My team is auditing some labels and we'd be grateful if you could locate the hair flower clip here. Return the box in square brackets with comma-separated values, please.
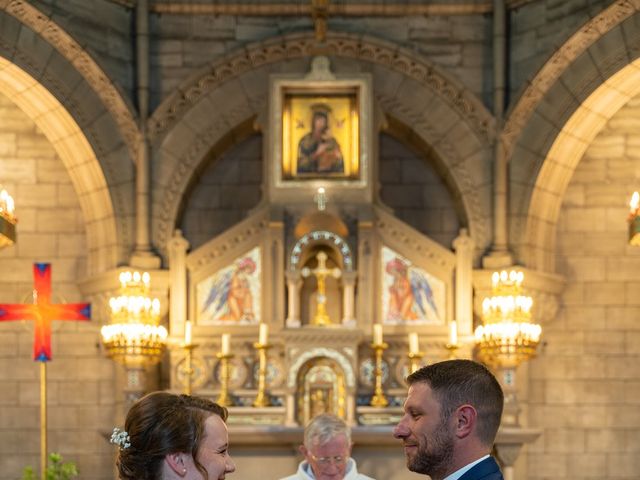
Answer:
[110, 427, 131, 449]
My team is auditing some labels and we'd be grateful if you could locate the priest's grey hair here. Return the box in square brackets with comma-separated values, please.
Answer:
[304, 413, 351, 448]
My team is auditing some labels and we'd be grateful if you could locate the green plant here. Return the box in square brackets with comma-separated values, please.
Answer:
[21, 453, 78, 480]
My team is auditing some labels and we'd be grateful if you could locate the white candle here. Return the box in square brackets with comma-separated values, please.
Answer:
[184, 320, 192, 345]
[373, 324, 383, 345]
[221, 333, 230, 355]
[449, 321, 458, 346]
[409, 332, 419, 355]
[259, 323, 269, 346]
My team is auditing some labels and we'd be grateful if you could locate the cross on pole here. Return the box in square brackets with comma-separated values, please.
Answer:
[0, 263, 91, 479]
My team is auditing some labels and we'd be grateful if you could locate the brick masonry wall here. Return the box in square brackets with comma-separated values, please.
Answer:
[0, 93, 115, 480]
[179, 133, 263, 250]
[379, 133, 461, 250]
[526, 95, 640, 479]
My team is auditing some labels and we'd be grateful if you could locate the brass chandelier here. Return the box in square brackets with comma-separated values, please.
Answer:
[475, 270, 541, 368]
[101, 271, 167, 366]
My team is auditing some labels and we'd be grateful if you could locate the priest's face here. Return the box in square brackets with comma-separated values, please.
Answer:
[301, 433, 351, 480]
[393, 382, 455, 479]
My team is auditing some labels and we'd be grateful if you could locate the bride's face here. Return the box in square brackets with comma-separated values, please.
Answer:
[185, 415, 235, 479]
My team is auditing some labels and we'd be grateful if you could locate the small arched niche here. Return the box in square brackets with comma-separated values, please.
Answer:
[296, 356, 347, 425]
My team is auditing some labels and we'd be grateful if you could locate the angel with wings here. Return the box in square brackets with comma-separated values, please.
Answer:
[200, 256, 257, 323]
[385, 257, 439, 323]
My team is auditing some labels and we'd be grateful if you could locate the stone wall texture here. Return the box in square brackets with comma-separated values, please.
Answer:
[0, 93, 114, 480]
[180, 133, 263, 250]
[0, 1, 636, 479]
[379, 133, 461, 249]
[509, 0, 614, 107]
[527, 93, 640, 480]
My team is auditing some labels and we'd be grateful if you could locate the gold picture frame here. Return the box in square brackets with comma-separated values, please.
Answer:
[281, 89, 360, 180]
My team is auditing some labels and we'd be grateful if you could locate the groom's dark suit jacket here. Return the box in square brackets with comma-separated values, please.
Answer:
[458, 456, 504, 480]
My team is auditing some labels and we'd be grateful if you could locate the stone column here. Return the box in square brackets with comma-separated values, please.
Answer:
[452, 228, 474, 335]
[285, 270, 302, 328]
[285, 391, 297, 426]
[346, 392, 356, 426]
[495, 366, 520, 427]
[341, 271, 357, 327]
[168, 229, 189, 337]
[483, 0, 513, 269]
[130, 0, 161, 269]
[495, 427, 542, 480]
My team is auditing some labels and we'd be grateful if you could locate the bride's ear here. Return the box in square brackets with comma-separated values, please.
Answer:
[165, 452, 188, 477]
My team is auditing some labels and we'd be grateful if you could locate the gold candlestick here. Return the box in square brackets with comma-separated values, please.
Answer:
[216, 352, 234, 407]
[407, 351, 425, 374]
[253, 342, 272, 407]
[370, 342, 389, 407]
[181, 343, 199, 395]
[445, 342, 460, 359]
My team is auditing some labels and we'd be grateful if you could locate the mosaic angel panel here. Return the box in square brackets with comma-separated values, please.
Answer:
[381, 246, 445, 325]
[197, 247, 261, 325]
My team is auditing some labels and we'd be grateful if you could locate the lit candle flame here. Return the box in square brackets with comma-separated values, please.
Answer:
[630, 191, 639, 214]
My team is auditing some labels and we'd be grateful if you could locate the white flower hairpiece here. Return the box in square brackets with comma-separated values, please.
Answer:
[110, 427, 131, 449]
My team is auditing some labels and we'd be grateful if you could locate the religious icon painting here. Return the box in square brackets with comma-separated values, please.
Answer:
[281, 89, 360, 180]
[196, 247, 261, 325]
[381, 246, 445, 325]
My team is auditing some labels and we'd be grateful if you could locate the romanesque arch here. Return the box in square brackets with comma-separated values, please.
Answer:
[0, 5, 141, 271]
[150, 32, 495, 260]
[505, 5, 640, 272]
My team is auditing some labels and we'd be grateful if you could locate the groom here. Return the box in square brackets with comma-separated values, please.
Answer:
[393, 359, 504, 480]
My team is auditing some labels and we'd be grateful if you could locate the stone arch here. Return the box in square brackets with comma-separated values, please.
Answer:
[287, 347, 356, 389]
[505, 7, 640, 272]
[0, 6, 140, 271]
[0, 60, 121, 273]
[0, 2, 141, 159]
[151, 32, 494, 260]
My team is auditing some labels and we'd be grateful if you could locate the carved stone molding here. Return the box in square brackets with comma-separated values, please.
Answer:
[286, 346, 356, 389]
[107, 0, 536, 15]
[148, 32, 493, 144]
[2, 0, 141, 162]
[185, 205, 270, 272]
[502, 0, 640, 162]
[377, 93, 491, 254]
[375, 205, 456, 274]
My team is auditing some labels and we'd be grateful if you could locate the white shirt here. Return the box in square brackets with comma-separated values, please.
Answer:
[279, 458, 375, 480]
[443, 454, 490, 480]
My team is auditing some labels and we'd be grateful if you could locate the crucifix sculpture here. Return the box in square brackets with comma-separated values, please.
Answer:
[302, 251, 341, 326]
[0, 263, 91, 479]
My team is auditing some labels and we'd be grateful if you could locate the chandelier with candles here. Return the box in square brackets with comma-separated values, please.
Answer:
[101, 271, 167, 366]
[475, 270, 541, 368]
[0, 186, 17, 248]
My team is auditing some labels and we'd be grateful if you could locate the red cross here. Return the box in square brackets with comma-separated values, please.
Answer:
[0, 263, 91, 362]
